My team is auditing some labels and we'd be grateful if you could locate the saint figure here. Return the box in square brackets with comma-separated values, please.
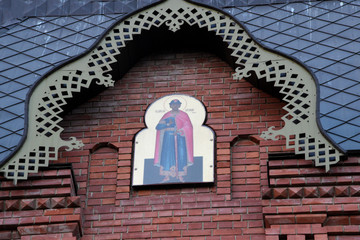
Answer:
[154, 99, 194, 182]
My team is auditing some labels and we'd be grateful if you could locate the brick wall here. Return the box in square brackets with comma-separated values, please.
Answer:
[1, 51, 360, 239]
[58, 51, 286, 239]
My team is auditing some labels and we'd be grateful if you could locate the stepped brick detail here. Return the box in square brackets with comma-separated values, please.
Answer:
[0, 167, 81, 239]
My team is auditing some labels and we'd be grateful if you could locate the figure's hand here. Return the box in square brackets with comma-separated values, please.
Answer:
[177, 129, 184, 136]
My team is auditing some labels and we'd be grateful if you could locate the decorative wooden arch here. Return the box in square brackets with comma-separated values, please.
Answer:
[1, 0, 343, 183]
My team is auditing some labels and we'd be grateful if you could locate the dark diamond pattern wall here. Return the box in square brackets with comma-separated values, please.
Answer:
[0, 0, 359, 166]
[226, 0, 360, 150]
[0, 14, 124, 162]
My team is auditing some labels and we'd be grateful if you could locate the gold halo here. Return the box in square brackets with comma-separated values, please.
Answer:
[163, 95, 187, 112]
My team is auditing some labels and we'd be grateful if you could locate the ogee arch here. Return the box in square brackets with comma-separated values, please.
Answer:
[1, 0, 343, 183]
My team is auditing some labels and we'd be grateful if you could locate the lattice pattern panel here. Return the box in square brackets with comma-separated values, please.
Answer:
[0, 13, 126, 163]
[1, 0, 343, 182]
[233, 59, 342, 171]
[229, 1, 360, 150]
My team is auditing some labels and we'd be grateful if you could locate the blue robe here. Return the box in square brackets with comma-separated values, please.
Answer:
[154, 111, 193, 179]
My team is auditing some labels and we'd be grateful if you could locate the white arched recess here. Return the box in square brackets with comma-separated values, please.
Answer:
[2, 0, 343, 183]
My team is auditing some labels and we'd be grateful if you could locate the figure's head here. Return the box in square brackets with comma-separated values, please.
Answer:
[169, 99, 181, 110]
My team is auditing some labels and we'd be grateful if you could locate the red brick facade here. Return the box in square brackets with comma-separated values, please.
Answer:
[1, 51, 359, 239]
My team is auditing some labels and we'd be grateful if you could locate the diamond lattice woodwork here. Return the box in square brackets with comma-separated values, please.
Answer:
[1, 0, 343, 182]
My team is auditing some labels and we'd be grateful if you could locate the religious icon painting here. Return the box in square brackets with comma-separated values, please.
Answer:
[132, 94, 215, 187]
